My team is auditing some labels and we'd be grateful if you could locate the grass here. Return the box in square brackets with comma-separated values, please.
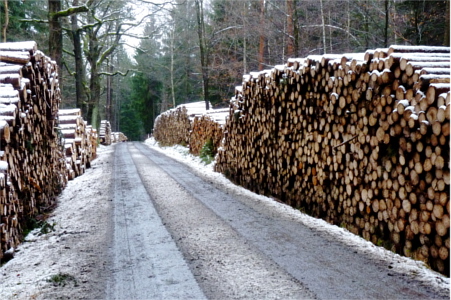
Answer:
[47, 273, 78, 287]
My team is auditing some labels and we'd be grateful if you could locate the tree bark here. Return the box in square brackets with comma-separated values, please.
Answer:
[384, 0, 389, 47]
[70, 0, 87, 115]
[258, 0, 265, 70]
[48, 0, 62, 77]
[320, 0, 327, 54]
[2, 0, 9, 42]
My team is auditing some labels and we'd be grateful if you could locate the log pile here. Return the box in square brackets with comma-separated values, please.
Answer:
[214, 45, 450, 275]
[0, 41, 68, 258]
[111, 132, 128, 143]
[189, 114, 223, 155]
[99, 120, 111, 145]
[58, 109, 97, 180]
[153, 106, 191, 146]
[153, 102, 227, 155]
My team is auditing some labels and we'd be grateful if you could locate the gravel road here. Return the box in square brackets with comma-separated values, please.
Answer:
[0, 141, 448, 299]
[111, 142, 448, 299]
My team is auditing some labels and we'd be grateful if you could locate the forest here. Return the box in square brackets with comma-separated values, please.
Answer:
[1, 0, 449, 140]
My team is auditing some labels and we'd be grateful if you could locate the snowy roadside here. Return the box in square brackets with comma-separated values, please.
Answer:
[143, 138, 450, 294]
[0, 145, 115, 300]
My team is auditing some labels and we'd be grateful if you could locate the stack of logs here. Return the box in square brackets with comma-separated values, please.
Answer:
[153, 106, 191, 146]
[189, 114, 223, 155]
[0, 41, 68, 258]
[214, 45, 450, 275]
[153, 103, 226, 155]
[111, 132, 128, 143]
[99, 120, 111, 145]
[58, 109, 97, 180]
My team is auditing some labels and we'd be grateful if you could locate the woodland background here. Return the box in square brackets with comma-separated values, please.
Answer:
[1, 0, 449, 140]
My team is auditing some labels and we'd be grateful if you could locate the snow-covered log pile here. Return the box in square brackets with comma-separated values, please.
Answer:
[111, 132, 127, 143]
[153, 105, 192, 146]
[58, 109, 97, 180]
[99, 120, 111, 145]
[214, 45, 450, 275]
[0, 41, 68, 258]
[153, 101, 227, 155]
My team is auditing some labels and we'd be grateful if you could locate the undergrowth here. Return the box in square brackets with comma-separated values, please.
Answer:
[200, 139, 215, 165]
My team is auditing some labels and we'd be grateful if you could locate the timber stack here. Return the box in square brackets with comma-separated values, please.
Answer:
[111, 132, 128, 143]
[0, 41, 67, 258]
[214, 45, 450, 275]
[99, 120, 111, 145]
[153, 102, 227, 155]
[153, 106, 191, 146]
[58, 109, 97, 180]
[189, 114, 223, 155]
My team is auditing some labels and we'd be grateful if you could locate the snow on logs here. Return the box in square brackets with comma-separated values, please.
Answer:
[153, 105, 192, 146]
[153, 101, 226, 156]
[0, 41, 97, 260]
[58, 109, 97, 180]
[0, 41, 67, 258]
[214, 45, 450, 275]
[99, 120, 112, 145]
[111, 132, 128, 143]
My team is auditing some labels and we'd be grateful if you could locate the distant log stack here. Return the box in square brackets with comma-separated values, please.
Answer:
[99, 120, 111, 145]
[87, 125, 97, 159]
[0, 41, 68, 258]
[153, 106, 191, 146]
[189, 114, 223, 155]
[58, 109, 97, 180]
[111, 132, 127, 143]
[153, 102, 227, 156]
[214, 45, 450, 275]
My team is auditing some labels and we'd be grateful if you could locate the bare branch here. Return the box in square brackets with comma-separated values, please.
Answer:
[53, 5, 89, 18]
[98, 69, 137, 77]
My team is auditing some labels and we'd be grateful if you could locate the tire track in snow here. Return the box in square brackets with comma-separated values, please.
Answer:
[132, 141, 449, 300]
[106, 143, 206, 299]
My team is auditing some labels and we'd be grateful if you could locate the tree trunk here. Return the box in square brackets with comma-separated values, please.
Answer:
[170, 25, 176, 108]
[320, 0, 327, 54]
[88, 53, 101, 128]
[258, 0, 265, 70]
[71, 0, 86, 115]
[48, 0, 62, 77]
[286, 0, 294, 58]
[384, 0, 389, 47]
[242, 1, 247, 74]
[445, 0, 450, 46]
[106, 63, 113, 122]
[194, 0, 209, 110]
[2, 0, 9, 42]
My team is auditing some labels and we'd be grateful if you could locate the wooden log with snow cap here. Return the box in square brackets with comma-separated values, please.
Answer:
[214, 45, 450, 275]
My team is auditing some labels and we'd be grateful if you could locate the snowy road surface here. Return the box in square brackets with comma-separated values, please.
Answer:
[0, 141, 449, 299]
[108, 142, 448, 299]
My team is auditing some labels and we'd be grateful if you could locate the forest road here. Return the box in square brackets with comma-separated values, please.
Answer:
[106, 142, 448, 300]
